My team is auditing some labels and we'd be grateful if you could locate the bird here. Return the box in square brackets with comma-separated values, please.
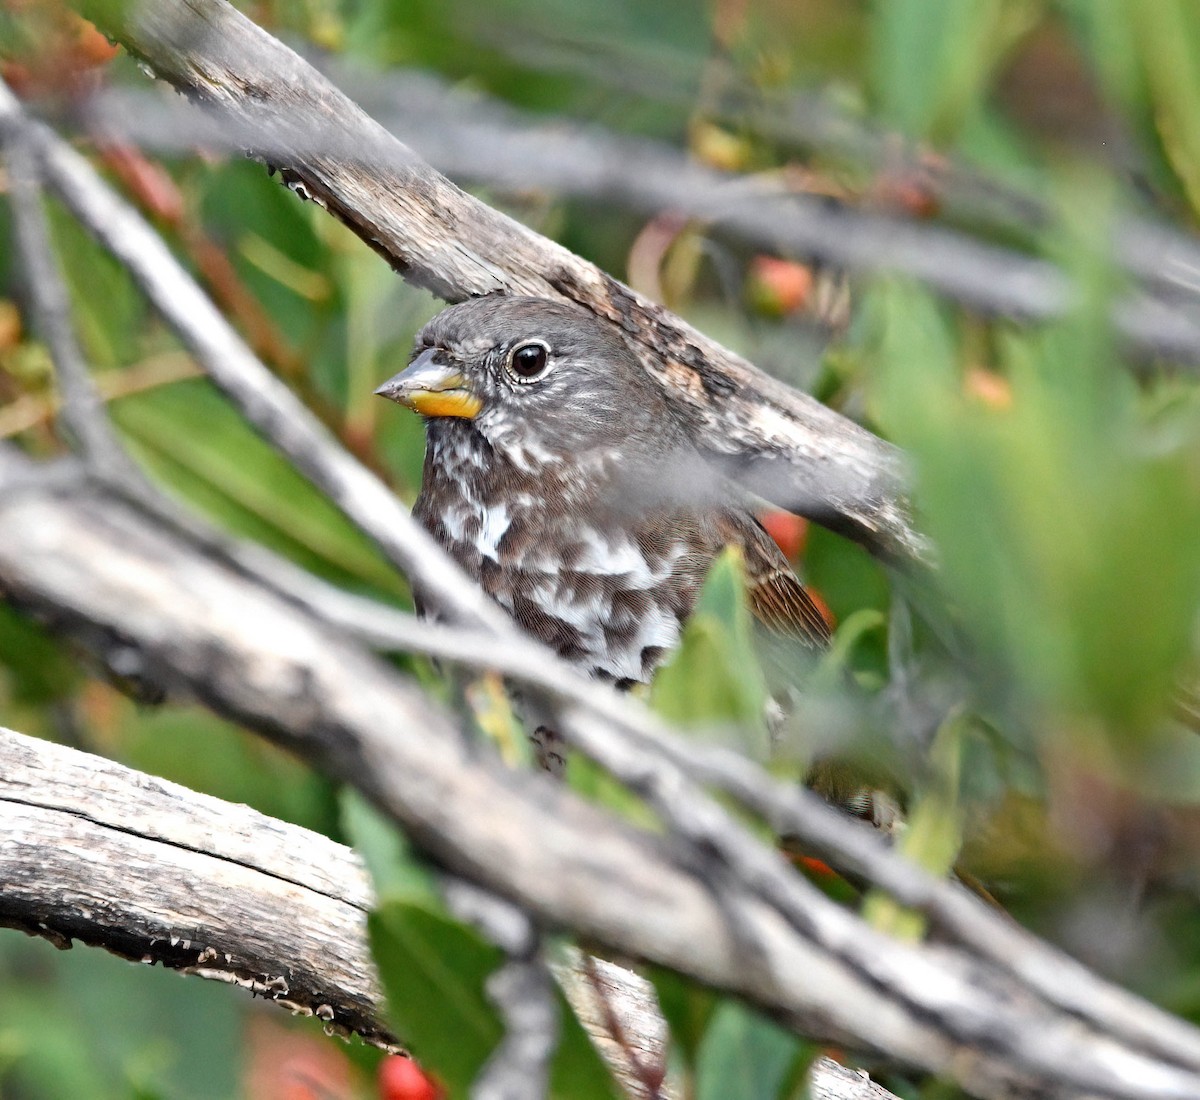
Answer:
[375, 294, 830, 769]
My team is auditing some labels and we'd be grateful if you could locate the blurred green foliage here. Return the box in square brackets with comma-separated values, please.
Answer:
[5, 0, 1200, 1097]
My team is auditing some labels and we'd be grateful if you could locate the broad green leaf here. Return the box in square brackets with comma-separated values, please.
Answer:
[694, 1001, 804, 1100]
[370, 901, 505, 1096]
[370, 902, 618, 1099]
[48, 201, 146, 371]
[0, 605, 79, 706]
[647, 967, 718, 1069]
[813, 608, 887, 687]
[870, 0, 1035, 142]
[1126, 0, 1200, 216]
[339, 788, 440, 906]
[650, 550, 769, 757]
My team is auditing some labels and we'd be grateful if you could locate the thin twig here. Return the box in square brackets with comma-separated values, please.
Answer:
[2, 128, 139, 478]
[60, 80, 1200, 363]
[443, 879, 558, 1100]
[0, 352, 201, 439]
[0, 77, 511, 634]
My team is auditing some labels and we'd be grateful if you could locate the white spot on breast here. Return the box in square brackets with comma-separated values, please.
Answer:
[476, 503, 510, 562]
[598, 605, 682, 684]
[629, 604, 682, 657]
[441, 506, 468, 543]
[526, 576, 606, 634]
[574, 533, 645, 576]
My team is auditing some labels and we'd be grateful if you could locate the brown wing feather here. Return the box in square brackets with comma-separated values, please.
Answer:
[714, 511, 832, 646]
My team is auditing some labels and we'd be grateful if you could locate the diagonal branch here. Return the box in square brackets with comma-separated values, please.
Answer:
[0, 723, 905, 1100]
[67, 0, 922, 561]
[4, 448, 1200, 1099]
[6, 64, 1200, 1083]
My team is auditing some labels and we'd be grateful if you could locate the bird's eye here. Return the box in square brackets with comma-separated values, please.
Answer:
[506, 341, 551, 383]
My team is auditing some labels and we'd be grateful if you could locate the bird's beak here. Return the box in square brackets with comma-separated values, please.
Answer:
[374, 348, 483, 420]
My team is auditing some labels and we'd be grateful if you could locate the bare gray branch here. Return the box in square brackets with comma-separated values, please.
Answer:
[1, 723, 911, 1100]
[66, 0, 922, 560]
[3, 448, 1200, 1099]
[0, 724, 391, 1045]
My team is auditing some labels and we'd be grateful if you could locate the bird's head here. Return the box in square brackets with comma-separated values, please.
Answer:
[375, 295, 678, 463]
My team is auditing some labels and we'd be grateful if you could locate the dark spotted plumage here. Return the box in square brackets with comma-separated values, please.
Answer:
[377, 295, 830, 696]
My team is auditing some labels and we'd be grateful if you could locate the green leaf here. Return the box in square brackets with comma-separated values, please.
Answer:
[813, 608, 887, 687]
[648, 967, 718, 1068]
[650, 550, 769, 757]
[370, 901, 506, 1097]
[48, 200, 146, 370]
[371, 903, 618, 1099]
[1127, 0, 1200, 215]
[694, 1001, 804, 1100]
[339, 788, 440, 906]
[0, 605, 79, 706]
[870, 0, 1034, 142]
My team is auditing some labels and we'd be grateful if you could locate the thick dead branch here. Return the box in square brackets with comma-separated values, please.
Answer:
[0, 724, 389, 1044]
[68, 0, 921, 560]
[0, 724, 904, 1100]
[4, 450, 1200, 1099]
[7, 67, 1200, 1088]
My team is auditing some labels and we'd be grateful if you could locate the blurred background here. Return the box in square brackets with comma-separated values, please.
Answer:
[5, 0, 1200, 1096]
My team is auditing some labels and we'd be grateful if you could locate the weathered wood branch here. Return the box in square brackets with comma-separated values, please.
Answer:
[0, 724, 903, 1100]
[0, 724, 389, 1044]
[4, 449, 1200, 1098]
[72, 0, 923, 561]
[9, 70, 1200, 1086]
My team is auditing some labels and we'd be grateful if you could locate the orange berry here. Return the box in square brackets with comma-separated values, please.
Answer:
[964, 367, 1013, 410]
[378, 1056, 442, 1100]
[758, 509, 808, 560]
[747, 256, 814, 317]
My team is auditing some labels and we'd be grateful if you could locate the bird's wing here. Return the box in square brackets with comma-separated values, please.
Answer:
[714, 510, 832, 647]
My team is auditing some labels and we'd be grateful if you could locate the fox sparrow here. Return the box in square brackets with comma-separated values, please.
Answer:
[376, 295, 830, 764]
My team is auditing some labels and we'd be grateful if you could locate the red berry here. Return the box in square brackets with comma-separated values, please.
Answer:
[758, 509, 808, 561]
[378, 1055, 442, 1100]
[747, 256, 814, 317]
